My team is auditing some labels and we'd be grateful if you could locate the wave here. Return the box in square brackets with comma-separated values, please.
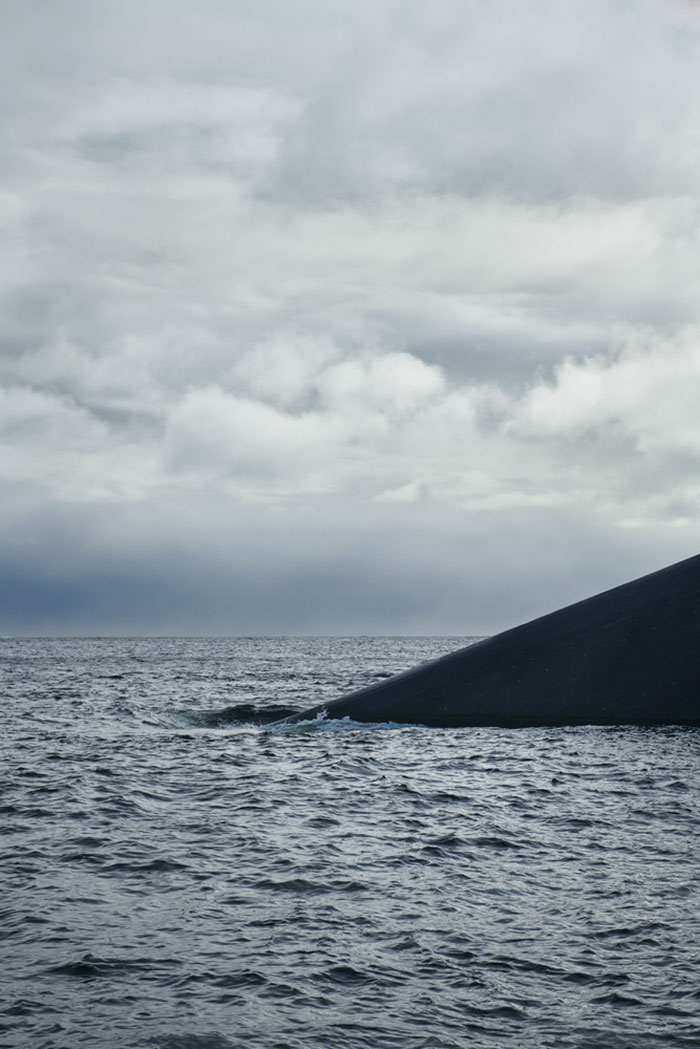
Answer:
[270, 711, 424, 733]
[180, 703, 301, 727]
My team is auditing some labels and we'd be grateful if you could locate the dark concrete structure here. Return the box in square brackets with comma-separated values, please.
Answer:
[277, 553, 700, 727]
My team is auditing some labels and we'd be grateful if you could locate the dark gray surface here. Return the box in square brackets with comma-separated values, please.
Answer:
[279, 554, 700, 727]
[4, 637, 700, 1049]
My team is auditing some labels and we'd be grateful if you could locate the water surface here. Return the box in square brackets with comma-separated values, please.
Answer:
[2, 637, 700, 1048]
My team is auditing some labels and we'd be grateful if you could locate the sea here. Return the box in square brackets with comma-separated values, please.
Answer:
[2, 636, 700, 1049]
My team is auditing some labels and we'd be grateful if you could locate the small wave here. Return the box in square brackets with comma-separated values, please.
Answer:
[46, 954, 180, 980]
[316, 964, 374, 986]
[482, 954, 564, 977]
[422, 833, 468, 857]
[588, 922, 668, 941]
[2, 997, 60, 1017]
[46, 960, 111, 980]
[148, 1035, 236, 1049]
[182, 703, 300, 727]
[254, 876, 328, 894]
[104, 858, 189, 874]
[213, 971, 267, 989]
[173, 971, 268, 991]
[58, 850, 105, 866]
[305, 814, 341, 828]
[469, 835, 522, 851]
[463, 1004, 526, 1021]
[271, 711, 419, 733]
[428, 832, 464, 848]
[591, 991, 643, 1007]
[253, 875, 368, 895]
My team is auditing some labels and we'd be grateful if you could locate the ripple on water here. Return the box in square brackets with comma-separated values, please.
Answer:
[2, 638, 700, 1049]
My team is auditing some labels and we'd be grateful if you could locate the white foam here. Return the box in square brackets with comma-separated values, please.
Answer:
[271, 710, 420, 733]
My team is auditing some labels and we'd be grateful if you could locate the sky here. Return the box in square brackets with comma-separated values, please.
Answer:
[2, 0, 700, 636]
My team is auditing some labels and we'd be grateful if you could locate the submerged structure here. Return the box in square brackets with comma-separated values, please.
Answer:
[278, 553, 700, 728]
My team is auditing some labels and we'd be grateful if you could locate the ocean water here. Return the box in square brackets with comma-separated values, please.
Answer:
[2, 636, 700, 1049]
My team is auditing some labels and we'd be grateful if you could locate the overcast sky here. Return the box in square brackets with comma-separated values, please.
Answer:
[2, 0, 700, 635]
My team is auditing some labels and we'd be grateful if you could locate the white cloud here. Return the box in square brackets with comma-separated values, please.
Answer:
[53, 76, 299, 186]
[227, 332, 341, 410]
[2, 0, 700, 632]
[318, 351, 444, 422]
[514, 329, 700, 459]
[164, 386, 333, 479]
[0, 385, 105, 451]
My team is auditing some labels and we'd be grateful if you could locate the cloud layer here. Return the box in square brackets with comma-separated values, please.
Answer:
[2, 0, 700, 633]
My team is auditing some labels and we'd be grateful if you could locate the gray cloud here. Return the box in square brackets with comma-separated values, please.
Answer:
[1, 0, 700, 634]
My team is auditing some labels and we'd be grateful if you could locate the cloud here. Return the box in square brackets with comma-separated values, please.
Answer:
[264, 0, 700, 204]
[1, 0, 700, 633]
[164, 386, 332, 480]
[514, 329, 700, 458]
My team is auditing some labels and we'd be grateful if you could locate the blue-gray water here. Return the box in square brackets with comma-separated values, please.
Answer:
[2, 636, 700, 1049]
